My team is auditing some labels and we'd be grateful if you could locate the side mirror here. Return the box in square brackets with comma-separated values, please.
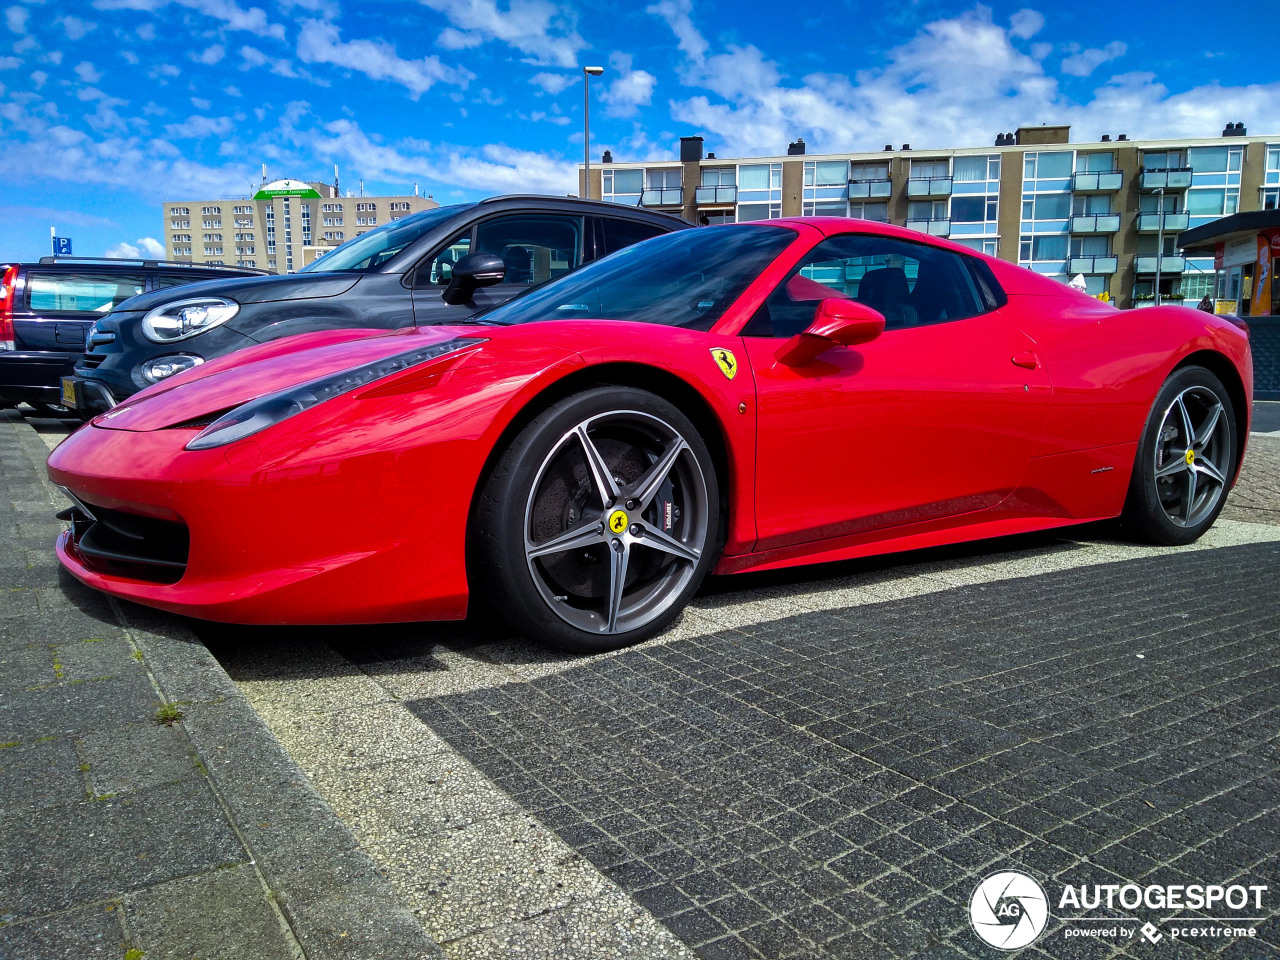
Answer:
[442, 252, 505, 305]
[775, 298, 885, 366]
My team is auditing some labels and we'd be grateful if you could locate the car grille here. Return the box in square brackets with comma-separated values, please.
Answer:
[59, 500, 189, 584]
[80, 354, 106, 368]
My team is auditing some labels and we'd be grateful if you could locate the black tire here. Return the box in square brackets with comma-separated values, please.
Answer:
[471, 386, 721, 652]
[1121, 365, 1236, 545]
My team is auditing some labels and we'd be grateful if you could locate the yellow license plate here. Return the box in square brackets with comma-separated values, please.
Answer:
[60, 378, 77, 408]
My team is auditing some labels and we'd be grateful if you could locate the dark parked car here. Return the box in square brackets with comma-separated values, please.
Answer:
[0, 258, 265, 412]
[65, 196, 689, 415]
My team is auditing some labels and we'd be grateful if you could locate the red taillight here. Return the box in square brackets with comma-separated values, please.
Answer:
[0, 264, 17, 350]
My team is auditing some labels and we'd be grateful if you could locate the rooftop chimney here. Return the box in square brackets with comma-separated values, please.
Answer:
[601, 149, 613, 163]
[706, 152, 716, 159]
[679, 136, 704, 163]
[1100, 134, 1111, 142]
[1222, 121, 1247, 137]
[1117, 133, 1128, 141]
[787, 137, 807, 156]
[901, 143, 911, 151]
[883, 144, 893, 151]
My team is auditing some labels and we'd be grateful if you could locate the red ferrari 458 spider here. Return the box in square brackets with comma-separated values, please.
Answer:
[48, 219, 1251, 651]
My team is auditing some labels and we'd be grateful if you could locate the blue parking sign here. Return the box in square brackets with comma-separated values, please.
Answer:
[53, 236, 72, 256]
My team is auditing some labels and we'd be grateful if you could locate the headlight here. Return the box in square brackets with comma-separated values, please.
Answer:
[141, 355, 203, 383]
[185, 337, 483, 451]
[142, 297, 240, 343]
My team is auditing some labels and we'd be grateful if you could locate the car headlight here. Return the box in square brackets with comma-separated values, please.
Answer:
[141, 354, 204, 383]
[185, 337, 484, 451]
[142, 297, 240, 343]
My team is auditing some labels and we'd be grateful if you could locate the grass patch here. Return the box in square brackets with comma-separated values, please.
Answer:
[153, 704, 183, 726]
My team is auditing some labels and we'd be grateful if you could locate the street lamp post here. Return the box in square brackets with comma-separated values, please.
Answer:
[582, 66, 604, 200]
[1154, 187, 1165, 307]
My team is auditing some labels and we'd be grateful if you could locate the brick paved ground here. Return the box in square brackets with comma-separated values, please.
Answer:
[1221, 434, 1280, 526]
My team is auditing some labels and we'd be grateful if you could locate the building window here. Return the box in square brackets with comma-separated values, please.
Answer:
[737, 202, 781, 221]
[738, 163, 782, 193]
[1075, 151, 1116, 173]
[849, 161, 890, 182]
[233, 205, 253, 214]
[389, 201, 411, 211]
[201, 206, 221, 215]
[1141, 150, 1184, 171]
[803, 200, 848, 217]
[204, 246, 223, 256]
[952, 155, 1000, 182]
[1022, 151, 1072, 181]
[1070, 235, 1110, 257]
[849, 201, 888, 222]
[1262, 188, 1280, 211]
[171, 206, 189, 216]
[701, 167, 735, 187]
[357, 202, 377, 212]
[953, 238, 999, 257]
[1073, 194, 1113, 215]
[950, 195, 998, 224]
[803, 160, 849, 187]
[203, 219, 221, 229]
[322, 203, 340, 213]
[602, 168, 643, 204]
[1019, 235, 1067, 261]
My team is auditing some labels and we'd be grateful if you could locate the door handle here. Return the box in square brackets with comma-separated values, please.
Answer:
[1011, 351, 1039, 370]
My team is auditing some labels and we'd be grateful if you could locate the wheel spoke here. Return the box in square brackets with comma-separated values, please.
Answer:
[630, 438, 687, 510]
[1175, 396, 1195, 446]
[1194, 401, 1223, 447]
[1183, 465, 1198, 523]
[1194, 456, 1226, 485]
[636, 525, 701, 563]
[1156, 457, 1188, 479]
[527, 523, 603, 560]
[575, 424, 619, 507]
[606, 539, 629, 633]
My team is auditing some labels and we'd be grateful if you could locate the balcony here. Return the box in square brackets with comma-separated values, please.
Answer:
[1135, 212, 1190, 233]
[905, 218, 951, 237]
[1071, 171, 1124, 192]
[906, 177, 953, 198]
[1067, 256, 1118, 274]
[695, 185, 738, 205]
[848, 179, 893, 199]
[1134, 255, 1186, 274]
[641, 188, 683, 207]
[1139, 167, 1193, 191]
[1070, 214, 1120, 234]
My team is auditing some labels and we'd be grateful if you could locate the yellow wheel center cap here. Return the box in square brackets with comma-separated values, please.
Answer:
[608, 509, 630, 534]
[1185, 448, 1196, 466]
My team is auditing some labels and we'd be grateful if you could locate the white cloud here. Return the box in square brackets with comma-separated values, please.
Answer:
[31, 69, 47, 87]
[43, 50, 63, 65]
[650, 4, 1278, 157]
[92, 0, 285, 40]
[5, 5, 28, 33]
[224, 83, 241, 96]
[191, 42, 225, 64]
[1061, 40, 1127, 78]
[164, 114, 233, 138]
[120, 50, 139, 64]
[530, 71, 576, 95]
[526, 110, 570, 125]
[416, 0, 585, 68]
[106, 236, 165, 258]
[136, 22, 155, 40]
[55, 16, 97, 40]
[74, 60, 102, 83]
[190, 95, 211, 109]
[600, 52, 656, 118]
[0, 55, 18, 69]
[296, 19, 472, 98]
[150, 61, 180, 78]
[1008, 8, 1044, 39]
[645, 0, 707, 62]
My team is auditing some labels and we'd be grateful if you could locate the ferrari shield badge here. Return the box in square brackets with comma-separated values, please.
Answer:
[711, 348, 738, 380]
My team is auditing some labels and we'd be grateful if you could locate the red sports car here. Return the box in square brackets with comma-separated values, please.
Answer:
[48, 219, 1251, 651]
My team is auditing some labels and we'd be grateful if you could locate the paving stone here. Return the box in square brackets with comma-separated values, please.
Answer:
[0, 902, 125, 959]
[77, 719, 199, 796]
[0, 735, 86, 812]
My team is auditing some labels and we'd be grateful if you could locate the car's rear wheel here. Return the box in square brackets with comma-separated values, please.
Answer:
[1121, 365, 1236, 545]
[471, 386, 720, 652]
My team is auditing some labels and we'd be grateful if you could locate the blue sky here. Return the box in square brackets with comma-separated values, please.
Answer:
[1, 0, 1276, 260]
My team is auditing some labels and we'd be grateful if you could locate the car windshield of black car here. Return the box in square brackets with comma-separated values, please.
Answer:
[298, 204, 475, 274]
[477, 224, 797, 331]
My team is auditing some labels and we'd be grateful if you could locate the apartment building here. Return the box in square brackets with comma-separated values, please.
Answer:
[581, 124, 1279, 310]
[162, 179, 439, 274]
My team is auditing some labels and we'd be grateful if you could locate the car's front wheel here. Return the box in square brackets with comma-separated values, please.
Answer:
[1121, 365, 1237, 545]
[471, 386, 720, 652]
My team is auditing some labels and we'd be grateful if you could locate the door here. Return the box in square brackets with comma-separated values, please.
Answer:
[410, 213, 584, 323]
[743, 233, 1051, 551]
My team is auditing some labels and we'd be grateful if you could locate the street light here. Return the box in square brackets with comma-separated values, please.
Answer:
[582, 66, 604, 200]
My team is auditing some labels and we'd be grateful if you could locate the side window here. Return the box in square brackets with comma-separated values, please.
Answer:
[474, 214, 581, 284]
[742, 235, 989, 338]
[414, 229, 472, 287]
[27, 273, 145, 314]
[599, 218, 668, 258]
[156, 274, 215, 289]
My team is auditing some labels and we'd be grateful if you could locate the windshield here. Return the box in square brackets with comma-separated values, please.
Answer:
[299, 204, 475, 273]
[479, 224, 797, 330]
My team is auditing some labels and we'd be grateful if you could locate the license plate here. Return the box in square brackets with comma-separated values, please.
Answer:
[60, 378, 77, 408]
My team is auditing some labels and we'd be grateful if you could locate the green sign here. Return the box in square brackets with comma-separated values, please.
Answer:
[253, 186, 322, 200]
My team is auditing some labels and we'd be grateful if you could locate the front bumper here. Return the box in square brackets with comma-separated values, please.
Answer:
[0, 352, 78, 405]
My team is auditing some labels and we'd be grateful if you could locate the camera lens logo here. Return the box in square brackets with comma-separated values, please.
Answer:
[970, 871, 1049, 950]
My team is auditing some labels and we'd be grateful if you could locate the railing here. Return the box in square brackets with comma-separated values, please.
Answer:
[906, 177, 953, 197]
[1067, 256, 1118, 274]
[1134, 255, 1187, 273]
[641, 188, 683, 207]
[695, 185, 738, 204]
[1135, 212, 1190, 233]
[1139, 167, 1193, 191]
[1071, 171, 1124, 192]
[848, 179, 893, 199]
[905, 218, 951, 236]
[1070, 214, 1121, 233]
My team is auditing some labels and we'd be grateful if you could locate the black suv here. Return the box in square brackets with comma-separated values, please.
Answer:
[66, 196, 688, 415]
[0, 258, 265, 412]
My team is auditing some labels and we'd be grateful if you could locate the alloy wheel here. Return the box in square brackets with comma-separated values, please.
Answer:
[1152, 386, 1231, 527]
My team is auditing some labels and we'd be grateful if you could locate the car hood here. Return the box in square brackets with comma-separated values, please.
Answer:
[92, 326, 473, 432]
[113, 272, 363, 314]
